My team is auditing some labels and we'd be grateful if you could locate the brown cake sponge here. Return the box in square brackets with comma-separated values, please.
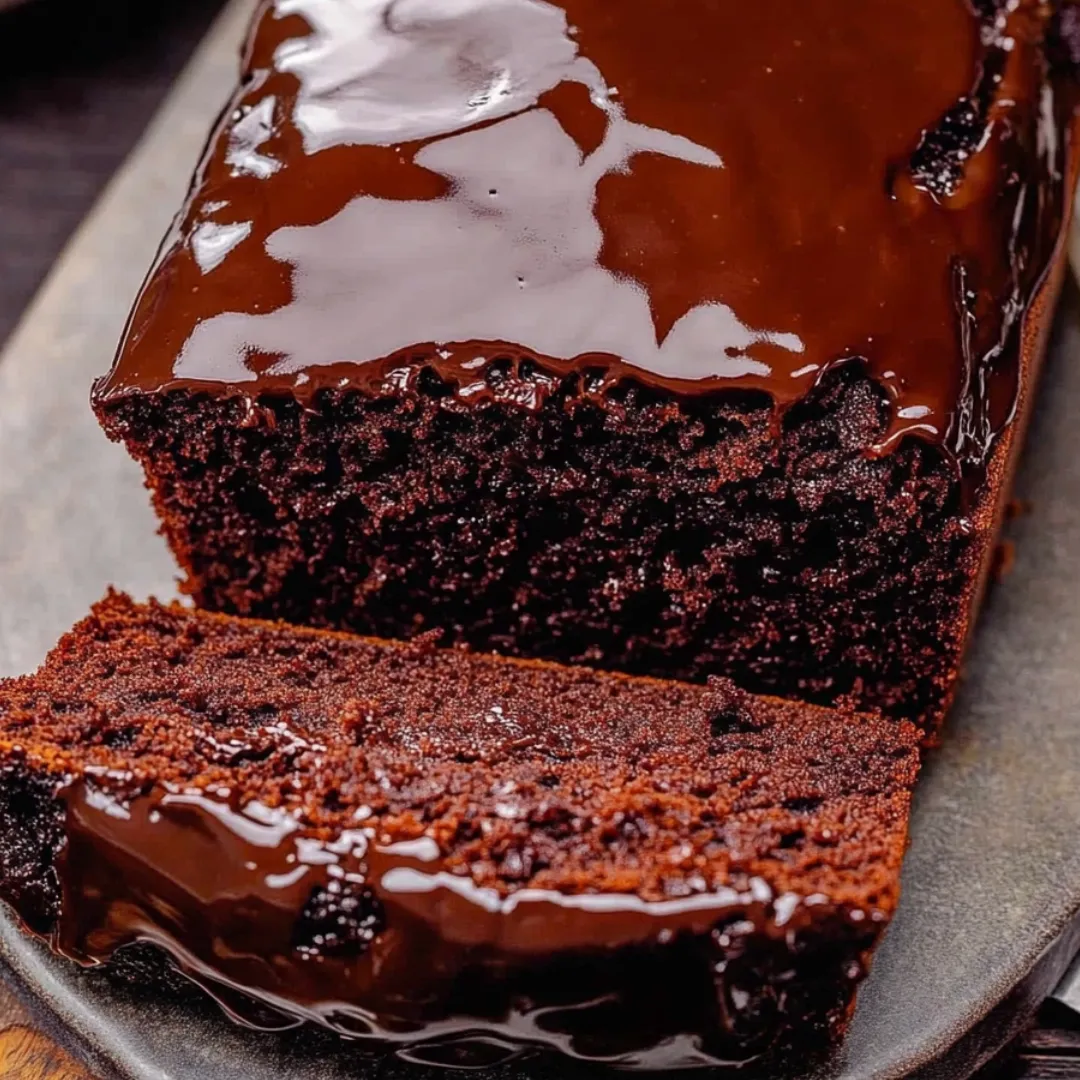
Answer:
[0, 593, 918, 1069]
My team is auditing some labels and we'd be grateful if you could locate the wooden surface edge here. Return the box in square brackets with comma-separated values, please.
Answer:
[0, 983, 91, 1080]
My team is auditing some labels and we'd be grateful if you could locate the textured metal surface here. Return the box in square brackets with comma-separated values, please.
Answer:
[1051, 955, 1080, 1017]
[0, 2, 1079, 1077]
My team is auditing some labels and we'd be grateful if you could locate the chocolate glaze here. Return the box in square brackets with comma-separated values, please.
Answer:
[94, 0, 1079, 478]
[53, 780, 874, 1070]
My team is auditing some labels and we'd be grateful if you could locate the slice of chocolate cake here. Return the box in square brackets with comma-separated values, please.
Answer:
[0, 593, 918, 1070]
[92, 0, 1080, 734]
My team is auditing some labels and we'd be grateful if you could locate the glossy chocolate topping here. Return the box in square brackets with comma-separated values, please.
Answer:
[55, 781, 858, 1068]
[94, 0, 1078, 475]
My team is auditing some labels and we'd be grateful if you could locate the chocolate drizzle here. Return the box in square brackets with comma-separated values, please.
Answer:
[93, 0, 1079, 483]
[53, 780, 870, 1069]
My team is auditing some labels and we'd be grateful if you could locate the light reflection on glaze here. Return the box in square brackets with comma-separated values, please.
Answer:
[171, 106, 792, 390]
[95, 0, 1079, 481]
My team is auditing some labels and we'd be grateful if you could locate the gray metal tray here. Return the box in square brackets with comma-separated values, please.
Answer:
[0, 3, 1079, 1076]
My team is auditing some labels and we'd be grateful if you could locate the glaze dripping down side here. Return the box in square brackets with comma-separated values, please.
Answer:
[52, 782, 877, 1069]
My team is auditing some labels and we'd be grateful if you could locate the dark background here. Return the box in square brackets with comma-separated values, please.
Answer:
[0, 0, 225, 347]
[0, 0, 1078, 1076]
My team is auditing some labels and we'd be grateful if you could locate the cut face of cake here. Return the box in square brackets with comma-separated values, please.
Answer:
[0, 593, 919, 1069]
[92, 0, 1080, 733]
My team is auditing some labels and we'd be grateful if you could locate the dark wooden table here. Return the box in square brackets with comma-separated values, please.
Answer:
[0, 0, 1077, 1076]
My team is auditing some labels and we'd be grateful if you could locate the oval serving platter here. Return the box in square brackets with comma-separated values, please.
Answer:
[1, 2, 1080, 1078]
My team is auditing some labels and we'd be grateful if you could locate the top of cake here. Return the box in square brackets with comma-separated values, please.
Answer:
[0, 592, 916, 913]
[95, 0, 1077, 475]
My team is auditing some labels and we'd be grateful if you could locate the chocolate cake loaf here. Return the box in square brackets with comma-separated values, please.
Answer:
[92, 0, 1080, 733]
[0, 593, 918, 1069]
